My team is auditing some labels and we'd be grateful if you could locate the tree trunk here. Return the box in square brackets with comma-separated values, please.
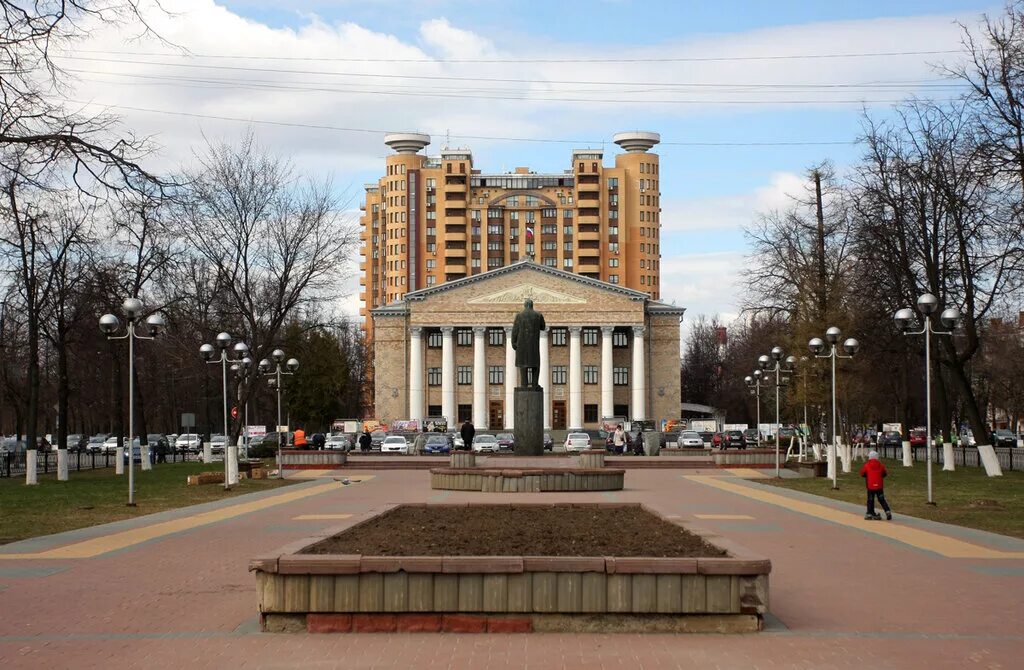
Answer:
[57, 337, 69, 451]
[26, 312, 39, 451]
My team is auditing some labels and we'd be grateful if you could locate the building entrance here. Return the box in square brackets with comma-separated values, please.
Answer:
[552, 401, 566, 430]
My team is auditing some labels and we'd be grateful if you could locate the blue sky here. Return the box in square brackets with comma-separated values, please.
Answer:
[69, 0, 999, 325]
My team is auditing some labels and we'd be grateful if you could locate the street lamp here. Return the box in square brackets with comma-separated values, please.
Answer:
[758, 347, 793, 478]
[259, 349, 299, 479]
[99, 298, 166, 505]
[200, 333, 250, 489]
[745, 370, 768, 448]
[894, 293, 961, 505]
[794, 356, 810, 459]
[230, 356, 255, 459]
[809, 328, 860, 489]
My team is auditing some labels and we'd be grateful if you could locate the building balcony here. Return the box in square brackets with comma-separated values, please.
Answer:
[578, 255, 600, 267]
[445, 263, 467, 275]
[577, 230, 601, 242]
[577, 180, 600, 193]
[444, 230, 467, 243]
[578, 213, 600, 224]
[444, 214, 468, 225]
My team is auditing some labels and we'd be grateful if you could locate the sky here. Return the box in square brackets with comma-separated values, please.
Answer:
[60, 0, 1001, 337]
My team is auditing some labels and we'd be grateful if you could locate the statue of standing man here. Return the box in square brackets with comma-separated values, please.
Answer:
[511, 298, 546, 388]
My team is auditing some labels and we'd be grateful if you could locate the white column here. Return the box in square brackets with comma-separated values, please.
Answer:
[504, 326, 515, 429]
[472, 326, 488, 429]
[942, 442, 955, 471]
[631, 325, 646, 421]
[227, 445, 238, 484]
[57, 448, 69, 481]
[25, 449, 38, 485]
[441, 326, 456, 426]
[540, 329, 551, 430]
[408, 327, 425, 424]
[600, 326, 614, 420]
[116, 446, 125, 474]
[141, 444, 152, 471]
[568, 326, 583, 430]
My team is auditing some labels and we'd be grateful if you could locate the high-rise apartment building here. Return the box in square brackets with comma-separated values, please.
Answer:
[359, 131, 663, 341]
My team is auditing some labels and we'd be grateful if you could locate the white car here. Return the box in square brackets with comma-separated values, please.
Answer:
[679, 431, 704, 448]
[472, 434, 499, 453]
[103, 436, 139, 453]
[209, 434, 227, 454]
[175, 433, 201, 453]
[380, 435, 410, 454]
[325, 434, 352, 451]
[563, 432, 592, 453]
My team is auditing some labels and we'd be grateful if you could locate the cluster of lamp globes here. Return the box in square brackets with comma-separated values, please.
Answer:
[98, 298, 166, 337]
[744, 346, 798, 389]
[198, 335, 299, 377]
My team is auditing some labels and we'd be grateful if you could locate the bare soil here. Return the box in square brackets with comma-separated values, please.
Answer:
[302, 505, 727, 557]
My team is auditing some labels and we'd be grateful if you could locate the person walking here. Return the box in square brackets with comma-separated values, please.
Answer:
[311, 431, 326, 450]
[358, 430, 372, 452]
[612, 424, 626, 454]
[460, 419, 475, 452]
[859, 450, 892, 520]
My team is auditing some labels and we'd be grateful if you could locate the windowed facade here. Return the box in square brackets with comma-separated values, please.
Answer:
[613, 367, 629, 386]
[456, 328, 473, 346]
[582, 328, 599, 346]
[552, 365, 567, 385]
[457, 366, 472, 385]
[488, 366, 504, 385]
[551, 328, 567, 346]
[427, 367, 442, 386]
[584, 404, 599, 423]
[488, 328, 505, 346]
[583, 365, 598, 384]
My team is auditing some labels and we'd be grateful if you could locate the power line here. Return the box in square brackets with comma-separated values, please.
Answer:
[62, 98, 859, 147]
[53, 54, 965, 91]
[63, 47, 966, 64]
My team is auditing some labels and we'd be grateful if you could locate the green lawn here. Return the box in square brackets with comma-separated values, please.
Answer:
[0, 461, 295, 545]
[764, 459, 1024, 539]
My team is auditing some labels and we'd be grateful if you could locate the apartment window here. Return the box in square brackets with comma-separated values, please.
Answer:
[426, 227, 435, 237]
[526, 195, 539, 207]
[510, 211, 519, 221]
[563, 209, 573, 219]
[551, 328, 567, 346]
[488, 241, 504, 251]
[510, 227, 519, 238]
[563, 258, 573, 268]
[456, 328, 473, 346]
[607, 177, 618, 189]
[542, 208, 556, 218]
[526, 243, 535, 255]
[427, 367, 442, 386]
[583, 365, 598, 384]
[609, 242, 619, 253]
[613, 367, 629, 385]
[552, 365, 567, 385]
[584, 404, 599, 423]
[609, 226, 618, 236]
[609, 194, 618, 206]
[563, 225, 573, 236]
[472, 258, 481, 268]
[510, 242, 519, 252]
[542, 241, 556, 251]
[563, 242, 574, 252]
[488, 257, 501, 268]
[541, 224, 556, 234]
[488, 224, 504, 235]
[426, 178, 435, 189]
[426, 211, 436, 220]
[426, 275, 436, 286]
[457, 366, 472, 385]
[471, 209, 481, 221]
[427, 331, 443, 348]
[458, 404, 471, 422]
[488, 328, 505, 346]
[488, 208, 502, 218]
[609, 274, 619, 284]
[488, 366, 504, 385]
[472, 242, 481, 251]
[426, 259, 435, 270]
[507, 196, 519, 207]
[582, 328, 599, 346]
[472, 226, 481, 237]
[613, 331, 629, 347]
[544, 257, 556, 267]
[426, 243, 436, 253]
[560, 195, 567, 205]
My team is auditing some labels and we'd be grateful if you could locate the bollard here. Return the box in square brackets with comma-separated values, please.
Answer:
[116, 446, 125, 475]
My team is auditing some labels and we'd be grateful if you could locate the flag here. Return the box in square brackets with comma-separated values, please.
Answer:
[526, 227, 534, 238]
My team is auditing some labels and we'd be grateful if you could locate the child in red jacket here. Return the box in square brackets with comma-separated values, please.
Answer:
[859, 451, 892, 520]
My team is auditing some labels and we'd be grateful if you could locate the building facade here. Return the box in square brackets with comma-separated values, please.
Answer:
[359, 131, 664, 344]
[372, 261, 683, 431]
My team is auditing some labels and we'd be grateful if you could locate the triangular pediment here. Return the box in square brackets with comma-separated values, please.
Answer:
[466, 283, 587, 305]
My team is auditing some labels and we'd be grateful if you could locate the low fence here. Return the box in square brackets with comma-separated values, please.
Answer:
[1, 448, 199, 478]
[861, 444, 1024, 471]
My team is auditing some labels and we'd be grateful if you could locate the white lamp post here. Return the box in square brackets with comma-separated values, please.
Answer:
[809, 328, 859, 489]
[758, 347, 793, 478]
[99, 298, 166, 505]
[259, 350, 299, 479]
[894, 294, 961, 504]
[745, 371, 768, 448]
[200, 334, 250, 489]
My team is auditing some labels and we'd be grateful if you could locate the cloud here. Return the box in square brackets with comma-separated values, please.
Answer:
[661, 172, 807, 235]
[419, 18, 496, 59]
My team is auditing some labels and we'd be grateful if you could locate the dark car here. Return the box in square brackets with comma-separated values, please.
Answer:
[742, 428, 760, 446]
[722, 430, 746, 449]
[370, 430, 387, 451]
[495, 433, 515, 451]
[698, 431, 714, 446]
[543, 433, 554, 451]
[777, 427, 798, 445]
[879, 431, 903, 448]
[422, 434, 452, 454]
[993, 429, 1017, 448]
[909, 428, 927, 447]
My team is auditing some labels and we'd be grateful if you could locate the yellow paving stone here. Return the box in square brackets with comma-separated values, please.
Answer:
[725, 468, 770, 479]
[687, 475, 1024, 560]
[694, 514, 756, 520]
[293, 514, 354, 520]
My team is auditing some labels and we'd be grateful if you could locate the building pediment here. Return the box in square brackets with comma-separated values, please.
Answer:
[467, 283, 587, 305]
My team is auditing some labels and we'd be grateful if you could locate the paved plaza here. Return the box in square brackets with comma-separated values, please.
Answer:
[1, 468, 1022, 669]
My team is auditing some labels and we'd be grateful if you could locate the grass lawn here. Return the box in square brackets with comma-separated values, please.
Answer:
[763, 458, 1024, 539]
[0, 461, 295, 545]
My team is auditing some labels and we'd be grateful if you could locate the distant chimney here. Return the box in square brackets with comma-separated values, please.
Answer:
[714, 326, 728, 346]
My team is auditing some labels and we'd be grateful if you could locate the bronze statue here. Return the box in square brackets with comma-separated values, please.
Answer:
[511, 298, 546, 388]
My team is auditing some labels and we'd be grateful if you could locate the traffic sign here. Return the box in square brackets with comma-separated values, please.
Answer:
[231, 406, 238, 419]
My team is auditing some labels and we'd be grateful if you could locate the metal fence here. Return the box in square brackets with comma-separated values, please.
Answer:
[871, 444, 1024, 471]
[1, 448, 199, 478]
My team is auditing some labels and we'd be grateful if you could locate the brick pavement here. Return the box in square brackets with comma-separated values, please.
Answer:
[0, 469, 1022, 669]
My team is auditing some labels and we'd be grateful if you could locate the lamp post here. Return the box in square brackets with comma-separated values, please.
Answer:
[230, 356, 255, 460]
[794, 356, 810, 458]
[758, 348, 794, 478]
[745, 370, 768, 448]
[809, 328, 859, 489]
[99, 298, 166, 505]
[200, 333, 250, 489]
[894, 294, 961, 505]
[259, 350, 299, 479]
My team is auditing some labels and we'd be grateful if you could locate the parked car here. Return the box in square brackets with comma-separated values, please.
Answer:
[472, 434, 500, 453]
[370, 430, 387, 451]
[678, 431, 704, 448]
[909, 428, 927, 447]
[959, 429, 976, 447]
[122, 440, 143, 463]
[422, 434, 452, 454]
[380, 435, 410, 454]
[992, 429, 1016, 448]
[563, 432, 592, 453]
[698, 431, 715, 447]
[146, 433, 168, 452]
[449, 432, 466, 450]
[778, 427, 799, 444]
[879, 431, 903, 448]
[102, 436, 122, 453]
[722, 430, 746, 449]
[87, 434, 108, 453]
[175, 433, 202, 453]
[1, 436, 26, 454]
[543, 433, 554, 451]
[324, 434, 352, 451]
[209, 434, 227, 455]
[66, 433, 87, 452]
[742, 428, 760, 446]
[495, 433, 515, 451]
[711, 432, 723, 448]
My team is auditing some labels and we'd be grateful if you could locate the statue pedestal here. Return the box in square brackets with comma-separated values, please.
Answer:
[513, 386, 544, 456]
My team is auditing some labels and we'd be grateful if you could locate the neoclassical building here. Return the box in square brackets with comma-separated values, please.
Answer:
[372, 260, 684, 431]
